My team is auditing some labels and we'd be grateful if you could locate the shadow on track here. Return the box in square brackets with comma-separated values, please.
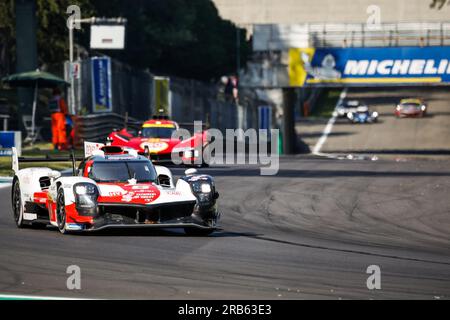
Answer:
[205, 168, 450, 178]
[37, 226, 260, 238]
[299, 131, 355, 138]
[324, 149, 450, 156]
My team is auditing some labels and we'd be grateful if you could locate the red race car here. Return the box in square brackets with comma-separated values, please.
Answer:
[395, 98, 428, 118]
[107, 117, 209, 166]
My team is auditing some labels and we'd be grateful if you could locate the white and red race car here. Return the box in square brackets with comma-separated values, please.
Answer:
[10, 144, 220, 235]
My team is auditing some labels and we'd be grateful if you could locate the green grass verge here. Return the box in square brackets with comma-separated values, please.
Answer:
[0, 143, 83, 177]
[310, 89, 342, 118]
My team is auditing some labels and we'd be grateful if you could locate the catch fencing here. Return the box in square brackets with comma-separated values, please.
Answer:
[170, 77, 239, 133]
[73, 113, 141, 147]
[71, 57, 266, 145]
[69, 58, 153, 120]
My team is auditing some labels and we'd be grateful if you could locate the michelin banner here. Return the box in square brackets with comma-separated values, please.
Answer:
[289, 46, 450, 86]
[91, 56, 113, 112]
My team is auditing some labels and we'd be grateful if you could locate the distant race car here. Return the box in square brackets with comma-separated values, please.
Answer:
[10, 144, 220, 236]
[107, 117, 209, 166]
[395, 98, 427, 117]
[336, 100, 366, 118]
[347, 106, 379, 123]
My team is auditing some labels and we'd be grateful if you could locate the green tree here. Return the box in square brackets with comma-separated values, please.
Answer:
[1, 0, 249, 80]
[88, 0, 249, 80]
[0, 0, 93, 74]
[35, 0, 94, 67]
[0, 0, 15, 76]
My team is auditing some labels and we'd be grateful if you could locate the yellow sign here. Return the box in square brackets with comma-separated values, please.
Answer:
[154, 77, 170, 114]
[288, 48, 315, 87]
[142, 123, 175, 128]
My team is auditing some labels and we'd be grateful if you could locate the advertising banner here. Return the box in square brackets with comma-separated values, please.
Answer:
[258, 106, 272, 131]
[153, 77, 170, 115]
[289, 46, 450, 86]
[91, 56, 113, 112]
[0, 131, 22, 156]
[90, 25, 125, 50]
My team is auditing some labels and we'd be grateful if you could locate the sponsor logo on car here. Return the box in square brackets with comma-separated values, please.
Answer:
[140, 141, 169, 153]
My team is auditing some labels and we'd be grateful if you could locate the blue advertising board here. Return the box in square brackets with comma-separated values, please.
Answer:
[258, 106, 272, 139]
[0, 131, 21, 156]
[91, 56, 113, 112]
[289, 46, 450, 86]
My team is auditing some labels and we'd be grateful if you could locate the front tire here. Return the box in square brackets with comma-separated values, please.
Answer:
[56, 188, 68, 234]
[12, 179, 25, 228]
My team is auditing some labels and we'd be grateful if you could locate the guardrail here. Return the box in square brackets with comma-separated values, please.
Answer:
[73, 113, 142, 147]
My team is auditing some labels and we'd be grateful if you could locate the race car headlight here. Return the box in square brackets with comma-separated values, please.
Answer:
[372, 111, 378, 118]
[184, 150, 192, 158]
[191, 181, 212, 194]
[73, 183, 98, 215]
[421, 105, 426, 111]
[184, 149, 199, 158]
[396, 105, 401, 111]
[74, 184, 96, 195]
[201, 183, 211, 193]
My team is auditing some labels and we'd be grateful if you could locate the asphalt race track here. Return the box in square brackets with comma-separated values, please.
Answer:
[1, 87, 449, 299]
[298, 87, 450, 158]
[0, 155, 449, 299]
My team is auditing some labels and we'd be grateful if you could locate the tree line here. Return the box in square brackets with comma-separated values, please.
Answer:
[0, 0, 249, 81]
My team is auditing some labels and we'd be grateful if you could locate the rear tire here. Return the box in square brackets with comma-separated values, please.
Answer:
[56, 188, 68, 234]
[12, 179, 25, 228]
[184, 227, 214, 236]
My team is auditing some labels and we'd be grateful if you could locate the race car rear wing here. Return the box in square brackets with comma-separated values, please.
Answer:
[11, 147, 84, 175]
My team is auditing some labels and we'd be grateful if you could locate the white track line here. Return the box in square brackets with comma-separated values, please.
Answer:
[312, 88, 347, 156]
[0, 293, 87, 300]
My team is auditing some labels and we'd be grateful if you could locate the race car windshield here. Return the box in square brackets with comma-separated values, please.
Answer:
[402, 103, 421, 108]
[89, 161, 157, 183]
[142, 127, 176, 139]
[343, 101, 359, 107]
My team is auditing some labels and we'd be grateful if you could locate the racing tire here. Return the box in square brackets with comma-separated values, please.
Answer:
[184, 227, 214, 236]
[12, 179, 25, 228]
[56, 188, 68, 234]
